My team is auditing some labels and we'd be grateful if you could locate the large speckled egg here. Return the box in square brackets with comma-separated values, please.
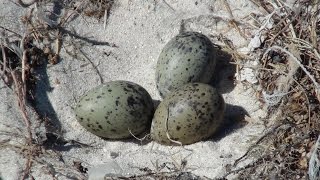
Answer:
[151, 83, 225, 145]
[156, 31, 217, 98]
[74, 81, 154, 139]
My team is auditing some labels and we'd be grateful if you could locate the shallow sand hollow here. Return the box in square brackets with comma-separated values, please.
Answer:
[0, 0, 267, 179]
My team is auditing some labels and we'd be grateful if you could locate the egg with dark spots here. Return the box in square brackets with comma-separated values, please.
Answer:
[150, 83, 225, 145]
[156, 31, 217, 98]
[74, 81, 154, 139]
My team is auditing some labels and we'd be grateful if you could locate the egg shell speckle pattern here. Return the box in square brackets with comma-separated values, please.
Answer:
[74, 81, 154, 139]
[151, 83, 225, 145]
[156, 31, 217, 98]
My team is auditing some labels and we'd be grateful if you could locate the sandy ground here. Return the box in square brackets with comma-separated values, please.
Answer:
[0, 0, 268, 179]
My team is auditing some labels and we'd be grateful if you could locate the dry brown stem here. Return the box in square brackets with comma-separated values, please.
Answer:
[235, 1, 320, 178]
[79, 48, 104, 84]
[265, 45, 320, 91]
[17, 0, 38, 8]
[221, 0, 247, 39]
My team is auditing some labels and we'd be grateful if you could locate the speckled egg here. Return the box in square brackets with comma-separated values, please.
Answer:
[150, 83, 225, 145]
[156, 31, 217, 98]
[74, 81, 154, 139]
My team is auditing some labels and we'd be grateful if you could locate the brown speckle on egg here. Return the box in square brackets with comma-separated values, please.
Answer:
[151, 83, 225, 145]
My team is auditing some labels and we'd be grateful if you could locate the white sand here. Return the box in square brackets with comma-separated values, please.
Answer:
[0, 0, 267, 179]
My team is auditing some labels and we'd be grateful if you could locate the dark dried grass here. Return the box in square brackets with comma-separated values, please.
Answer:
[0, 0, 115, 179]
[227, 0, 320, 179]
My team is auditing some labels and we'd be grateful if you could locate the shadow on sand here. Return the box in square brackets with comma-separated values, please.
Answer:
[209, 47, 248, 141]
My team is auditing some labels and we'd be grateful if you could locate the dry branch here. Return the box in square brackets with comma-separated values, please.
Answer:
[265, 45, 320, 91]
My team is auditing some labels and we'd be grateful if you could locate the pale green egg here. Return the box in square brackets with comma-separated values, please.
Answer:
[156, 31, 217, 98]
[75, 81, 154, 139]
[151, 83, 225, 145]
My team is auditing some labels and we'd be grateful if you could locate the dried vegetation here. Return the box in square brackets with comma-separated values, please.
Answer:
[0, 0, 320, 179]
[0, 0, 114, 179]
[223, 0, 320, 179]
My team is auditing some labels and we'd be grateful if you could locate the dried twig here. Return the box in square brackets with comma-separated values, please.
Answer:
[103, 9, 108, 30]
[128, 128, 150, 145]
[79, 48, 104, 84]
[162, 0, 175, 11]
[11, 70, 32, 141]
[0, 44, 7, 78]
[17, 0, 38, 8]
[264, 46, 320, 91]
[11, 69, 35, 180]
[244, 1, 320, 178]
[291, 37, 320, 61]
[221, 0, 246, 38]
[290, 77, 312, 129]
[234, 122, 292, 166]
